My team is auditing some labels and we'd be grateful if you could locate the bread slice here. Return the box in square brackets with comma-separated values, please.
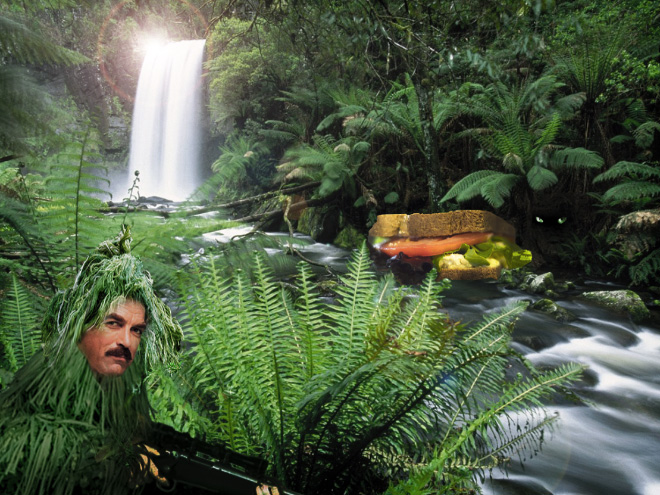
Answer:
[369, 210, 515, 240]
[437, 264, 502, 281]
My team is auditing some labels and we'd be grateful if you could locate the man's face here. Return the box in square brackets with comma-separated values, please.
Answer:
[78, 299, 146, 377]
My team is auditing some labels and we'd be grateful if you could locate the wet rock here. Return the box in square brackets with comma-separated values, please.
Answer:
[297, 205, 340, 243]
[487, 478, 553, 495]
[498, 268, 516, 286]
[531, 298, 577, 322]
[333, 224, 366, 249]
[528, 272, 555, 294]
[556, 280, 577, 292]
[579, 290, 651, 323]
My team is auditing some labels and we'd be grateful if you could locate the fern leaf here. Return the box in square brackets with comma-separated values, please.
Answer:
[633, 121, 660, 149]
[533, 113, 562, 151]
[527, 165, 558, 191]
[551, 147, 604, 170]
[629, 248, 660, 286]
[593, 161, 660, 183]
[441, 170, 501, 203]
[0, 273, 42, 374]
[481, 173, 520, 208]
[602, 181, 660, 203]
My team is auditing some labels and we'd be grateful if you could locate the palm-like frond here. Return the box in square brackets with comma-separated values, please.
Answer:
[0, 192, 56, 291]
[593, 161, 660, 206]
[629, 248, 660, 286]
[551, 147, 604, 170]
[210, 136, 269, 194]
[441, 170, 501, 203]
[442, 170, 520, 209]
[0, 12, 88, 157]
[553, 33, 626, 103]
[601, 182, 660, 203]
[527, 165, 558, 191]
[262, 119, 308, 145]
[633, 121, 660, 149]
[0, 13, 88, 66]
[275, 135, 368, 199]
[593, 161, 660, 183]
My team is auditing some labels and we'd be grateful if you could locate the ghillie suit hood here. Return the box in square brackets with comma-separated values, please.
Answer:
[0, 227, 183, 495]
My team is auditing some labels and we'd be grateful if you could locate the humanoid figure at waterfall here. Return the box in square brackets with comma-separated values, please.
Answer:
[0, 227, 182, 495]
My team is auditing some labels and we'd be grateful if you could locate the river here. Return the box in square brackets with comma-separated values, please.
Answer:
[203, 231, 660, 495]
[443, 280, 660, 495]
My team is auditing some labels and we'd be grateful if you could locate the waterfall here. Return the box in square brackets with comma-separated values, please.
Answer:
[124, 39, 206, 202]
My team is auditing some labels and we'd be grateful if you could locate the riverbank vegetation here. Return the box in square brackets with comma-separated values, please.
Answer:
[0, 0, 654, 493]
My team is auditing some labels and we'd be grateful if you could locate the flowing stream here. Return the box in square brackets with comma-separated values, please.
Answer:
[442, 281, 660, 495]
[124, 39, 206, 202]
[247, 237, 660, 495]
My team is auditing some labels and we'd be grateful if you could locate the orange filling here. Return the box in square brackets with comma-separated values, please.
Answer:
[379, 232, 494, 258]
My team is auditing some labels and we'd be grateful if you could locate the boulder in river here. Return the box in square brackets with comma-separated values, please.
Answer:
[579, 289, 651, 323]
[521, 272, 555, 294]
[531, 298, 577, 322]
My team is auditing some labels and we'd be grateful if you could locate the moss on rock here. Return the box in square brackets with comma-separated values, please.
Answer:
[579, 290, 651, 323]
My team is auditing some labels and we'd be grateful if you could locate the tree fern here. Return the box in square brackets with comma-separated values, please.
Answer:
[443, 76, 600, 211]
[526, 165, 558, 191]
[210, 136, 269, 196]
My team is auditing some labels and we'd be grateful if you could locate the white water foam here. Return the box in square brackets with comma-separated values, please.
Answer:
[124, 39, 206, 202]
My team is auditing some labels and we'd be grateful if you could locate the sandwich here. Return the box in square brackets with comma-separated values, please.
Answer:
[368, 210, 532, 281]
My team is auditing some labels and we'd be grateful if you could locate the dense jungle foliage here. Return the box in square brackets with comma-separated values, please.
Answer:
[0, 0, 656, 493]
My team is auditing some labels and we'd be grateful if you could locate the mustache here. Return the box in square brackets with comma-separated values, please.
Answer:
[105, 345, 132, 361]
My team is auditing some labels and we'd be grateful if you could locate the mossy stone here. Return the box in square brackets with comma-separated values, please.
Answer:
[579, 290, 651, 323]
[531, 298, 576, 322]
[333, 225, 366, 250]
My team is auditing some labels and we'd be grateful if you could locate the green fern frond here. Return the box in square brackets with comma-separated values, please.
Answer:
[327, 245, 378, 366]
[317, 104, 369, 132]
[168, 244, 581, 494]
[441, 170, 501, 203]
[41, 130, 112, 272]
[602, 181, 660, 203]
[481, 173, 520, 208]
[262, 119, 307, 145]
[533, 113, 562, 151]
[633, 121, 660, 149]
[464, 301, 529, 343]
[554, 92, 586, 118]
[527, 165, 558, 191]
[629, 248, 660, 286]
[0, 273, 42, 377]
[551, 147, 604, 170]
[0, 193, 56, 291]
[0, 13, 89, 66]
[593, 161, 660, 183]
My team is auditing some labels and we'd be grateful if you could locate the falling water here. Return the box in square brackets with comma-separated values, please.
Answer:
[124, 39, 206, 202]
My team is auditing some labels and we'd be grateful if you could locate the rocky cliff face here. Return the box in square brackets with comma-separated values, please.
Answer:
[61, 64, 132, 156]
